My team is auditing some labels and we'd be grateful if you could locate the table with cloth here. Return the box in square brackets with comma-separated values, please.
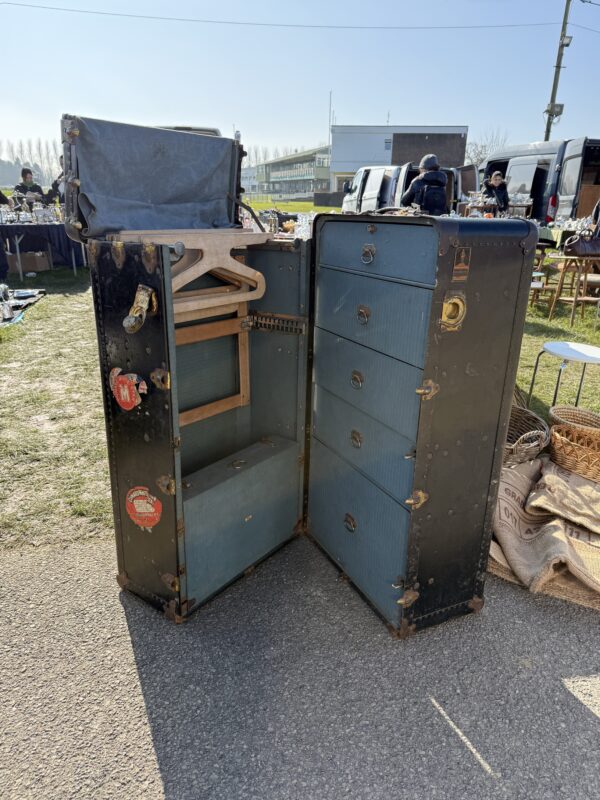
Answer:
[0, 223, 86, 281]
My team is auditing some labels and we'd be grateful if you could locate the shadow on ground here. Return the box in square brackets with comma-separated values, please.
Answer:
[122, 537, 600, 800]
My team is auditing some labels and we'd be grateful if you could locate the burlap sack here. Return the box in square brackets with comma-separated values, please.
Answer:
[526, 460, 600, 535]
[493, 459, 600, 594]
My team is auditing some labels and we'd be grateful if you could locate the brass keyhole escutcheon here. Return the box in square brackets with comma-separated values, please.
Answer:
[441, 293, 467, 331]
[350, 370, 364, 389]
[344, 513, 357, 533]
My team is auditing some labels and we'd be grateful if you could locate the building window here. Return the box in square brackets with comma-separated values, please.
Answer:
[384, 139, 392, 151]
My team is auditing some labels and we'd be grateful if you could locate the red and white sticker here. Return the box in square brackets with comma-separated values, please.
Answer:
[125, 486, 163, 530]
[109, 368, 147, 412]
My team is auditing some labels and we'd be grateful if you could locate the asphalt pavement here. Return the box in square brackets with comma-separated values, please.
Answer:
[1, 536, 599, 800]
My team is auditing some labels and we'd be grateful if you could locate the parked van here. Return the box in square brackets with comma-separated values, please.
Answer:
[480, 138, 600, 222]
[342, 163, 478, 214]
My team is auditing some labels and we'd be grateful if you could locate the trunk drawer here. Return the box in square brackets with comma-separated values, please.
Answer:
[308, 438, 409, 625]
[313, 327, 422, 438]
[313, 385, 415, 506]
[318, 219, 438, 286]
[316, 265, 432, 368]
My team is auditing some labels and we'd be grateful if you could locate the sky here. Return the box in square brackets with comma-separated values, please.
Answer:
[1, 0, 600, 153]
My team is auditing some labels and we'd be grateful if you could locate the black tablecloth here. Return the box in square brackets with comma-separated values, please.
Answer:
[0, 223, 85, 267]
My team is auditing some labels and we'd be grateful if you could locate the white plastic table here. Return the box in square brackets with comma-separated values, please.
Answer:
[527, 341, 600, 407]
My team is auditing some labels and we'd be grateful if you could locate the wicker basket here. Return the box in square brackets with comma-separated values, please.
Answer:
[549, 405, 600, 437]
[550, 424, 600, 483]
[503, 406, 550, 466]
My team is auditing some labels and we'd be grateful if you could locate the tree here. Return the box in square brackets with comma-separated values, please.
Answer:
[272, 146, 281, 160]
[465, 128, 509, 167]
[261, 146, 271, 164]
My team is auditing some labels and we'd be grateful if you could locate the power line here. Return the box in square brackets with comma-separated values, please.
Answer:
[0, 2, 562, 31]
[572, 22, 600, 32]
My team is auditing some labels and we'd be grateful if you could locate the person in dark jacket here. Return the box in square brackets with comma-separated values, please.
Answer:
[13, 168, 44, 210]
[401, 154, 448, 216]
[482, 171, 509, 213]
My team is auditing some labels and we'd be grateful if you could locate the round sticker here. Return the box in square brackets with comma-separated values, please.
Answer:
[109, 368, 147, 412]
[125, 486, 163, 530]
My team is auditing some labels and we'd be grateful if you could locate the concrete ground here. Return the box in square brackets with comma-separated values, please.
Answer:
[1, 536, 599, 800]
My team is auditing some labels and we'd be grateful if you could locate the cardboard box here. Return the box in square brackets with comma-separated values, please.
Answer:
[7, 252, 51, 273]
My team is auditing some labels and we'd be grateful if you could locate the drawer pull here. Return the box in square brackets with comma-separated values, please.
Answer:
[350, 370, 364, 390]
[344, 513, 357, 533]
[361, 244, 376, 264]
[356, 305, 371, 325]
[350, 430, 363, 449]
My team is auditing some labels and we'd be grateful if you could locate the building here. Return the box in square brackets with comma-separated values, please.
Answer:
[252, 146, 330, 200]
[330, 125, 469, 190]
[240, 164, 259, 195]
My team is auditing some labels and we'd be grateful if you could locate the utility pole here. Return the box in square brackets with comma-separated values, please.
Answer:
[543, 0, 573, 141]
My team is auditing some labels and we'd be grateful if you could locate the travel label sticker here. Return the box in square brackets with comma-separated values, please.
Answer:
[109, 367, 147, 411]
[125, 486, 163, 531]
[452, 247, 471, 282]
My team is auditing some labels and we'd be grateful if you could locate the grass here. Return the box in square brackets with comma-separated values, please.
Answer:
[247, 199, 339, 213]
[0, 270, 113, 548]
[1, 263, 600, 549]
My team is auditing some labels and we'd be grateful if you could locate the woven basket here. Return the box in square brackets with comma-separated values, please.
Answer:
[503, 406, 550, 466]
[549, 405, 600, 437]
[550, 425, 600, 483]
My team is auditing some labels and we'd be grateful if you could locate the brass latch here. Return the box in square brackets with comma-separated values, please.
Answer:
[123, 284, 158, 334]
[415, 379, 440, 400]
[156, 475, 176, 495]
[404, 490, 429, 510]
[441, 293, 466, 332]
[396, 588, 420, 607]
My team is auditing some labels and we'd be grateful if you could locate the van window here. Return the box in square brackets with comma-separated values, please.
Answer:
[364, 168, 385, 195]
[505, 161, 537, 195]
[559, 157, 582, 196]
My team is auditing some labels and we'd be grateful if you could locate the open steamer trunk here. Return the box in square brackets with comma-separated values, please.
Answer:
[64, 115, 537, 635]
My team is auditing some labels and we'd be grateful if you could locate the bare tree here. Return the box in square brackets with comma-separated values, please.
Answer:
[272, 146, 281, 160]
[261, 145, 271, 164]
[7, 140, 16, 162]
[282, 146, 292, 157]
[465, 128, 509, 167]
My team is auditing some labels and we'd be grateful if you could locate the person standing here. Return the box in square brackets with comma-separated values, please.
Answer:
[481, 171, 510, 214]
[401, 154, 448, 216]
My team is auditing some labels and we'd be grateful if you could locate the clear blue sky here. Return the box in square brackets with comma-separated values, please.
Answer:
[1, 0, 599, 151]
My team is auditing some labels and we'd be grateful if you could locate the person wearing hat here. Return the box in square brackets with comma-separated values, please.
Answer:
[482, 171, 509, 214]
[401, 154, 448, 216]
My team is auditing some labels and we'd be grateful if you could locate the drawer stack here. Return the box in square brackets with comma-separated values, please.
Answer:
[309, 219, 437, 625]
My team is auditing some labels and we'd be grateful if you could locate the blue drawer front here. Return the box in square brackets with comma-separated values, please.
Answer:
[316, 266, 432, 368]
[313, 385, 415, 505]
[313, 328, 422, 438]
[318, 219, 438, 286]
[309, 438, 409, 625]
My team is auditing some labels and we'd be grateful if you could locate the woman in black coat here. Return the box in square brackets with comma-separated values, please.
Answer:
[482, 171, 509, 213]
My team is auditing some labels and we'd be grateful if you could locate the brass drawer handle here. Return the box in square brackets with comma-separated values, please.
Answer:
[350, 430, 363, 449]
[350, 370, 364, 389]
[356, 305, 371, 325]
[344, 513, 357, 533]
[361, 244, 376, 264]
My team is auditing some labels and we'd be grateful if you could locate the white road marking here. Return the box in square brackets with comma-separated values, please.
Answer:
[430, 695, 501, 779]
[563, 675, 600, 720]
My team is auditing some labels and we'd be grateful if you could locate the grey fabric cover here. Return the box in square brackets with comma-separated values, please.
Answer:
[73, 117, 238, 236]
